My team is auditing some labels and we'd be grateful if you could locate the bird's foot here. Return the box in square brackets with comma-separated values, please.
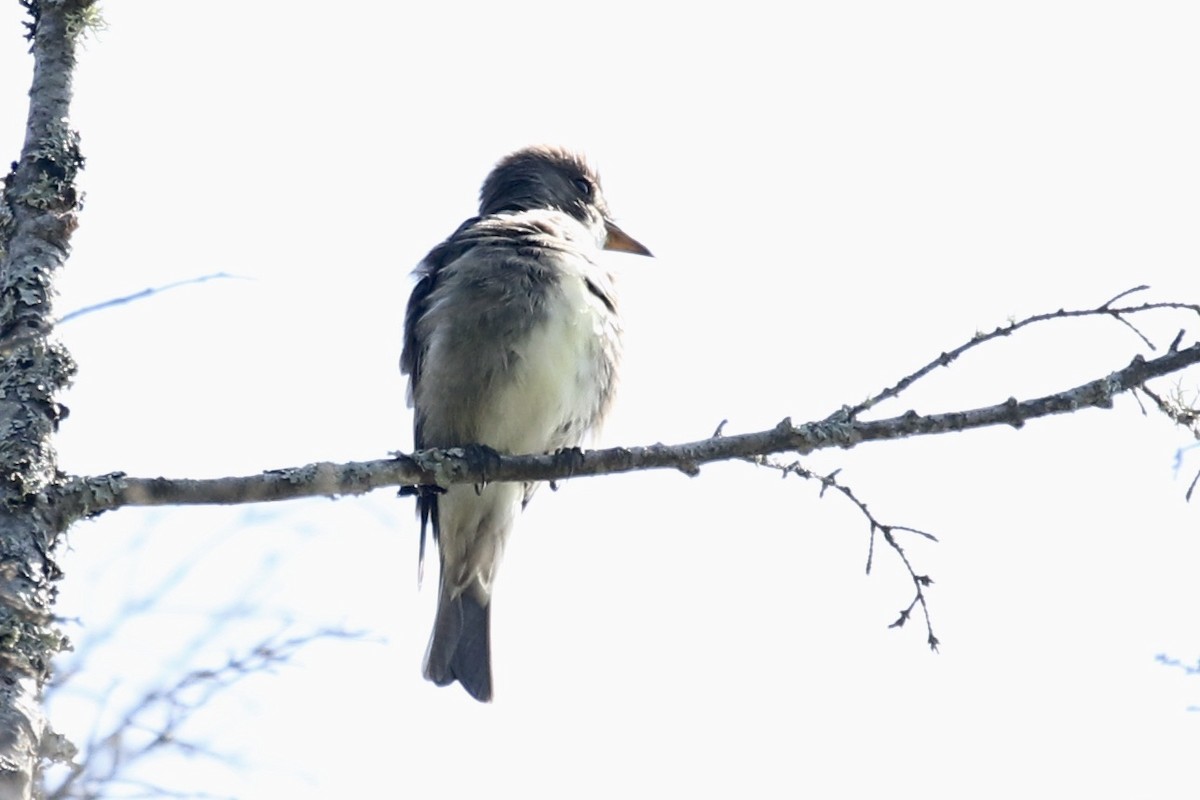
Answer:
[461, 443, 503, 494]
[548, 446, 586, 491]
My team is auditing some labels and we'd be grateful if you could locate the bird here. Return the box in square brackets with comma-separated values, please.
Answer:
[400, 145, 651, 702]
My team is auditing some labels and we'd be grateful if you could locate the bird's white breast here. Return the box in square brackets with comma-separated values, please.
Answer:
[478, 261, 617, 454]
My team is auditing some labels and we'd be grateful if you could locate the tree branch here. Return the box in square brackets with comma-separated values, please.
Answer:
[751, 459, 941, 649]
[842, 286, 1200, 418]
[55, 342, 1200, 521]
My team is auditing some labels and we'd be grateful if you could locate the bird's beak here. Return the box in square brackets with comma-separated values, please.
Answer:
[603, 220, 653, 257]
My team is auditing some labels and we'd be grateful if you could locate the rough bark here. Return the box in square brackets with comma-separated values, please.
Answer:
[0, 2, 91, 797]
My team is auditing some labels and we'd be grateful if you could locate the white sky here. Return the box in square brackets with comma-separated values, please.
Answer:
[3, 2, 1199, 797]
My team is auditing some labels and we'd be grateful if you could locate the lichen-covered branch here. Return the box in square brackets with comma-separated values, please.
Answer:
[0, 2, 93, 797]
[55, 342, 1200, 521]
[1139, 383, 1200, 499]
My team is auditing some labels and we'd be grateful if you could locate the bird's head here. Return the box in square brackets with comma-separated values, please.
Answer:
[478, 145, 651, 256]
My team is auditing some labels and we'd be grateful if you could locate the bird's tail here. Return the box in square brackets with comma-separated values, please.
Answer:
[423, 581, 493, 702]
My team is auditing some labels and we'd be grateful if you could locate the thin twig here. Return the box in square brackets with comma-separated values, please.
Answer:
[753, 456, 940, 650]
[45, 628, 365, 800]
[839, 286, 1199, 420]
[56, 272, 249, 325]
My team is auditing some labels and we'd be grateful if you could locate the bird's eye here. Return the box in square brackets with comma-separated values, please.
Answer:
[572, 177, 593, 197]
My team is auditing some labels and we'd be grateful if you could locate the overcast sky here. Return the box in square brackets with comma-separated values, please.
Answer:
[4, 2, 1199, 797]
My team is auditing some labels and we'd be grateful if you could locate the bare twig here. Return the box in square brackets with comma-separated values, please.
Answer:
[840, 286, 1199, 419]
[56, 272, 248, 325]
[44, 628, 364, 800]
[754, 457, 940, 650]
[1099, 285, 1151, 308]
[1155, 653, 1200, 675]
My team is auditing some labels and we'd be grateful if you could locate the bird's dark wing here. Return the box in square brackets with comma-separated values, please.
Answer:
[401, 261, 439, 575]
[401, 217, 485, 575]
[400, 271, 434, 419]
[401, 216, 483, 450]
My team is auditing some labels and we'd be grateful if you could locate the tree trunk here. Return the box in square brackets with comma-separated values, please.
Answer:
[0, 2, 90, 796]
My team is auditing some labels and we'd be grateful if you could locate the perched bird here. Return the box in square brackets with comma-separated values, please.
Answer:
[401, 146, 651, 702]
